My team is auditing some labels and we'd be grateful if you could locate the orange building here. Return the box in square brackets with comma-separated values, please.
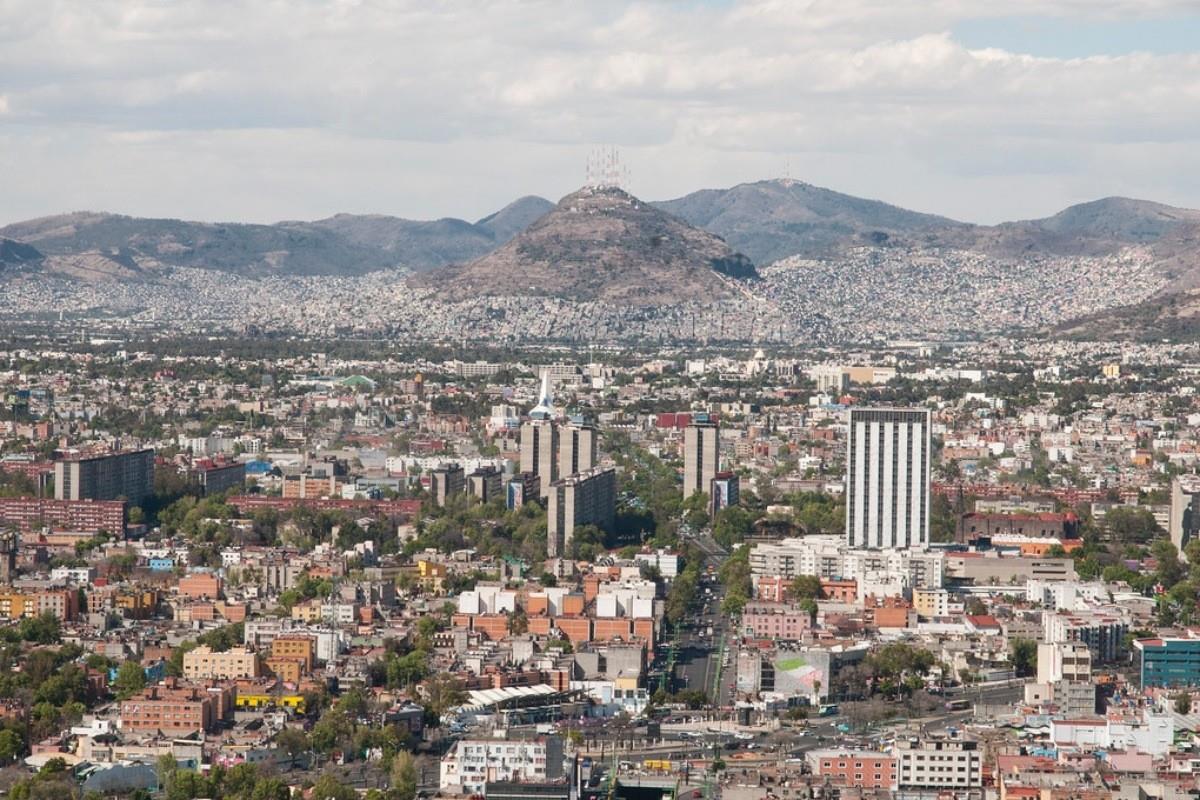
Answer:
[271, 636, 316, 672]
[178, 573, 222, 600]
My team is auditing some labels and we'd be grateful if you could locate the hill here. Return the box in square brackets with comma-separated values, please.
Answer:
[655, 178, 966, 265]
[0, 198, 554, 280]
[421, 186, 758, 304]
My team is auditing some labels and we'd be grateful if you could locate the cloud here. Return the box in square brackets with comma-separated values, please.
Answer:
[2, 0, 1200, 225]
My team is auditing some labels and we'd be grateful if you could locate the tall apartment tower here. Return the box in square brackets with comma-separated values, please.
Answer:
[55, 449, 155, 507]
[845, 408, 931, 549]
[683, 421, 719, 500]
[547, 467, 617, 558]
[558, 424, 597, 480]
[430, 463, 465, 507]
[521, 421, 558, 499]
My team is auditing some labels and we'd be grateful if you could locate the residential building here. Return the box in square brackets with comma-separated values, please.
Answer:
[467, 466, 503, 504]
[558, 424, 597, 480]
[439, 736, 564, 795]
[182, 645, 261, 680]
[896, 738, 982, 796]
[521, 421, 558, 499]
[55, 449, 154, 506]
[430, 463, 465, 507]
[547, 468, 616, 558]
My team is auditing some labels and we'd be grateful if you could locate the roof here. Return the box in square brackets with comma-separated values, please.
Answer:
[461, 683, 559, 710]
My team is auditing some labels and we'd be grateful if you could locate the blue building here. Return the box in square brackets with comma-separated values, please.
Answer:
[1135, 636, 1200, 687]
[148, 557, 176, 572]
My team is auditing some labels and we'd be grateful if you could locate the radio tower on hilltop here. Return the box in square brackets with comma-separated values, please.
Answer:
[585, 146, 629, 190]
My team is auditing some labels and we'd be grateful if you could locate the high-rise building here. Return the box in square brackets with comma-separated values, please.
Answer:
[520, 421, 558, 499]
[845, 408, 930, 549]
[1170, 475, 1200, 554]
[467, 466, 503, 504]
[558, 424, 597, 480]
[521, 371, 559, 498]
[710, 471, 739, 517]
[547, 467, 616, 558]
[55, 449, 154, 507]
[683, 421, 719, 500]
[429, 463, 465, 507]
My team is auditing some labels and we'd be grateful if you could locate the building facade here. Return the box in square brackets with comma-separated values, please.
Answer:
[845, 408, 930, 549]
[683, 421, 719, 500]
[55, 449, 155, 507]
[547, 468, 616, 558]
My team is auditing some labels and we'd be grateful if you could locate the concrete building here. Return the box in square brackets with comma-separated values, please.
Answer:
[120, 682, 218, 734]
[467, 466, 503, 505]
[683, 421, 719, 500]
[1170, 475, 1200, 554]
[1136, 634, 1200, 688]
[558, 424, 597, 480]
[547, 467, 616, 558]
[521, 421, 558, 499]
[55, 449, 154, 506]
[896, 738, 982, 796]
[430, 463, 465, 507]
[808, 750, 896, 790]
[710, 471, 739, 517]
[1044, 609, 1128, 664]
[846, 408, 930, 549]
[182, 645, 261, 680]
[439, 736, 563, 795]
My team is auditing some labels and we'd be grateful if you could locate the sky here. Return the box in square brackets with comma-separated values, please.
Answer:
[3, 0, 1200, 226]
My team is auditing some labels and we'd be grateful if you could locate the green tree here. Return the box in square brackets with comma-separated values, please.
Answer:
[1010, 638, 1037, 678]
[113, 660, 147, 700]
[389, 752, 418, 800]
[790, 574, 821, 600]
[1176, 693, 1193, 715]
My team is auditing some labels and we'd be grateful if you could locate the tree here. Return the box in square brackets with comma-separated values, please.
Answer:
[389, 752, 417, 800]
[0, 729, 22, 765]
[274, 727, 309, 769]
[1010, 638, 1037, 678]
[311, 773, 358, 800]
[790, 575, 821, 600]
[1176, 693, 1194, 715]
[113, 660, 147, 700]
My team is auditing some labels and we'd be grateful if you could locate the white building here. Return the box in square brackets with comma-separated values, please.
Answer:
[439, 736, 564, 794]
[846, 407, 931, 549]
[896, 738, 982, 793]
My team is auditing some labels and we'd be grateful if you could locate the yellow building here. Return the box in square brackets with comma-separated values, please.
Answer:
[182, 645, 261, 680]
[271, 636, 316, 672]
[417, 560, 447, 592]
[290, 599, 323, 623]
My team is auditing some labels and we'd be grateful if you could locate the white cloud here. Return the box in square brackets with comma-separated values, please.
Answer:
[1, 0, 1200, 225]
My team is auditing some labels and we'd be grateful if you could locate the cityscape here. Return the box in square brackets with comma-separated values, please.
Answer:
[6, 3, 1200, 800]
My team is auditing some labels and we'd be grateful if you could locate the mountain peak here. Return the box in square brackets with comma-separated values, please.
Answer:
[416, 185, 757, 304]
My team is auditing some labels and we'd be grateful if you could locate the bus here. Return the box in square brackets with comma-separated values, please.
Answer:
[945, 698, 971, 711]
[818, 704, 838, 717]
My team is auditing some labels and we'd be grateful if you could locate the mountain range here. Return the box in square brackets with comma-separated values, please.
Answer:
[4, 179, 1200, 338]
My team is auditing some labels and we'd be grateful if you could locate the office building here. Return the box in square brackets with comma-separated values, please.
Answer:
[1170, 475, 1200, 554]
[547, 467, 616, 558]
[55, 449, 154, 507]
[845, 408, 930, 549]
[896, 738, 982, 796]
[507, 472, 540, 510]
[683, 421, 719, 500]
[430, 463, 465, 507]
[1136, 635, 1200, 688]
[710, 471, 739, 517]
[558, 424, 597, 480]
[467, 466, 503, 504]
[1045, 610, 1128, 664]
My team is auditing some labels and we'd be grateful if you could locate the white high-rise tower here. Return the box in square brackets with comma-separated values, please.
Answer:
[845, 408, 931, 549]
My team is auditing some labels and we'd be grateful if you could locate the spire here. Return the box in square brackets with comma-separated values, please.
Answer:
[530, 370, 555, 420]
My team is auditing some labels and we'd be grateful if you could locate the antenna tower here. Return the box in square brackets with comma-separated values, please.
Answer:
[585, 146, 629, 190]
